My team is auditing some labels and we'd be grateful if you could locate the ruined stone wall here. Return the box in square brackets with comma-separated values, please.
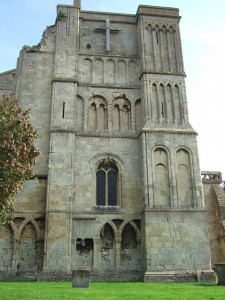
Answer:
[0, 218, 45, 273]
[0, 25, 56, 277]
[0, 70, 16, 97]
[202, 172, 225, 265]
[15, 25, 56, 176]
[72, 214, 141, 275]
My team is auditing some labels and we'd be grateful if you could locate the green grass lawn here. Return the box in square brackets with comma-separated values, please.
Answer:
[1, 282, 224, 300]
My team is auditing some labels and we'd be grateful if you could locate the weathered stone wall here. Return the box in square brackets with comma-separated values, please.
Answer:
[143, 210, 211, 272]
[0, 70, 16, 97]
[15, 24, 56, 176]
[202, 173, 225, 266]
[43, 4, 80, 273]
[14, 177, 47, 212]
[141, 131, 203, 209]
[0, 24, 55, 277]
[73, 135, 141, 212]
[0, 225, 13, 271]
[72, 215, 141, 273]
[0, 2, 219, 282]
[0, 217, 45, 273]
[15, 50, 54, 176]
[80, 13, 137, 56]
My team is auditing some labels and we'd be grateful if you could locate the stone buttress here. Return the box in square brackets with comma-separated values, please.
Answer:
[136, 5, 214, 282]
[43, 2, 80, 273]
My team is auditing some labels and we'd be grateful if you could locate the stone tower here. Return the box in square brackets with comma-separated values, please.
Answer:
[0, 1, 215, 282]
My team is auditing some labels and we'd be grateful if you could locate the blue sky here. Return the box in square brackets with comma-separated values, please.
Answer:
[1, 0, 225, 178]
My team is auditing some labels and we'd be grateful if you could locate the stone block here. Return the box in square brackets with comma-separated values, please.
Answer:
[214, 263, 225, 285]
[197, 270, 217, 284]
[72, 270, 90, 288]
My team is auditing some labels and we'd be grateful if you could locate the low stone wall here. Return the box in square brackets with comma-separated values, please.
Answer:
[143, 270, 216, 283]
[0, 270, 142, 282]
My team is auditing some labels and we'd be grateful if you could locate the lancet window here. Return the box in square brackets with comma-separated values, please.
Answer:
[96, 160, 118, 206]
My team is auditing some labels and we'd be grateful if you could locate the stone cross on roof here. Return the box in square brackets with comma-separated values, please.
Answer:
[95, 19, 121, 52]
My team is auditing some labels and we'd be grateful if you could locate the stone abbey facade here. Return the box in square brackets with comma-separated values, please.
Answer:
[0, 1, 225, 282]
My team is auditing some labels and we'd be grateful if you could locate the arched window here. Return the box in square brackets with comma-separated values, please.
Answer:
[96, 160, 118, 206]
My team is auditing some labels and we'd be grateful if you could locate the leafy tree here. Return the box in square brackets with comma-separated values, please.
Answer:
[0, 94, 39, 227]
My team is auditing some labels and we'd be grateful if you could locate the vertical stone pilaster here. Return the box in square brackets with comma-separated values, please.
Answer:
[176, 25, 184, 73]
[93, 239, 100, 270]
[44, 132, 75, 272]
[159, 29, 164, 71]
[141, 133, 149, 206]
[115, 238, 121, 269]
[44, 4, 80, 273]
[44, 212, 73, 272]
[12, 239, 19, 271]
[180, 83, 189, 124]
[170, 151, 178, 208]
[140, 74, 152, 125]
[71, 238, 76, 270]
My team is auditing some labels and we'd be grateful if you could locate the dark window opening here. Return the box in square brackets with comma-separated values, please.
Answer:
[62, 102, 65, 119]
[96, 170, 106, 205]
[96, 160, 118, 206]
[108, 170, 117, 206]
[161, 102, 164, 117]
[156, 31, 159, 44]
[76, 238, 93, 255]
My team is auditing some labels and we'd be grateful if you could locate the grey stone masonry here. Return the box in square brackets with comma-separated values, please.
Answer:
[0, 1, 220, 283]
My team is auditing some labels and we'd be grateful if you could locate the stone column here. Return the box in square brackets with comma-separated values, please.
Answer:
[93, 238, 100, 270]
[141, 74, 151, 123]
[131, 103, 135, 133]
[36, 239, 44, 270]
[115, 238, 121, 269]
[166, 30, 172, 71]
[159, 28, 164, 71]
[71, 238, 76, 270]
[170, 150, 178, 208]
[141, 133, 149, 206]
[12, 238, 19, 271]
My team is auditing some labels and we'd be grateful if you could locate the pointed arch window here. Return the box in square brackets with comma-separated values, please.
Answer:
[96, 160, 118, 206]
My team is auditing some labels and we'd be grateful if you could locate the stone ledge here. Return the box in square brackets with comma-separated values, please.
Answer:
[143, 270, 216, 283]
[94, 205, 124, 213]
[144, 207, 206, 212]
[52, 78, 78, 83]
[142, 128, 197, 135]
